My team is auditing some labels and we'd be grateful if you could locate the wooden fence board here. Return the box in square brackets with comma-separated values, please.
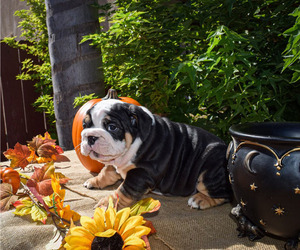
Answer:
[1, 42, 47, 161]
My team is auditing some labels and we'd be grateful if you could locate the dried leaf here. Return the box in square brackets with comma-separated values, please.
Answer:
[0, 183, 18, 212]
[130, 197, 161, 216]
[3, 143, 31, 169]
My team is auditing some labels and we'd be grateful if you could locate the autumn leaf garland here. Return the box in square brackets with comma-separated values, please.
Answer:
[3, 132, 65, 169]
[1, 132, 70, 215]
[1, 132, 161, 249]
[13, 174, 80, 226]
[1, 161, 83, 238]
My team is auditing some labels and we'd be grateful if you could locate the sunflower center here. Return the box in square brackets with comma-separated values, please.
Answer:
[91, 232, 124, 250]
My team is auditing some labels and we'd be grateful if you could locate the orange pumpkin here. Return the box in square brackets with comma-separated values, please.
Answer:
[0, 166, 21, 194]
[72, 89, 141, 173]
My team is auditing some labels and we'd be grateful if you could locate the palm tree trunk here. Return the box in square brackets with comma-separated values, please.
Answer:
[45, 0, 104, 150]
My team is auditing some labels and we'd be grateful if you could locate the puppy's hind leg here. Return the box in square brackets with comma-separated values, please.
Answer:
[188, 172, 227, 210]
[84, 165, 122, 189]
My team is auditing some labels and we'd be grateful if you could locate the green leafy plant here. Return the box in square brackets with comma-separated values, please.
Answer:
[83, 0, 300, 141]
[73, 93, 99, 108]
[282, 6, 300, 83]
[2, 0, 55, 134]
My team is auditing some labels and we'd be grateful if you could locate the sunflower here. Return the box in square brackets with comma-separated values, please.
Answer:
[64, 198, 151, 250]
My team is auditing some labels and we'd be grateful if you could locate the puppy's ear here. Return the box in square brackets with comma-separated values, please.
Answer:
[130, 114, 138, 127]
[83, 108, 94, 129]
[128, 104, 154, 141]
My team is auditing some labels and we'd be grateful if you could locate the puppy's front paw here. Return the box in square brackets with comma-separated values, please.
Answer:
[83, 177, 101, 189]
[188, 193, 226, 210]
[95, 196, 110, 208]
[94, 188, 135, 210]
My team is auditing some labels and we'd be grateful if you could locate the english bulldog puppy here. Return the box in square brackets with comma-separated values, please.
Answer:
[81, 99, 231, 209]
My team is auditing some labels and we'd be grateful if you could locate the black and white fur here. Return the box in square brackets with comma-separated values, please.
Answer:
[81, 99, 231, 209]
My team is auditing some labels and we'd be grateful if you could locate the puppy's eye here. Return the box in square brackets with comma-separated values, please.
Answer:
[107, 123, 118, 132]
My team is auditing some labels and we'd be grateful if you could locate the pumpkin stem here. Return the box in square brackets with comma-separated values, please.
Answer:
[102, 89, 121, 100]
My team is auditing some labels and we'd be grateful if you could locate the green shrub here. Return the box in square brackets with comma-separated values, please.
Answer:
[83, 0, 300, 141]
[282, 6, 300, 83]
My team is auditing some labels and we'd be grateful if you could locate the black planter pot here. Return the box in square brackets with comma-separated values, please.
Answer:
[227, 122, 300, 249]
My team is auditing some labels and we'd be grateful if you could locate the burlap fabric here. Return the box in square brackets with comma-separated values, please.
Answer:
[0, 150, 286, 249]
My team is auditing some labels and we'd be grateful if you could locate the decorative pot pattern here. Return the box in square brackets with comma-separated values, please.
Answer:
[227, 122, 300, 249]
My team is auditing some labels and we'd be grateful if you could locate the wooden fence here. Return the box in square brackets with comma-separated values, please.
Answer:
[1, 42, 48, 161]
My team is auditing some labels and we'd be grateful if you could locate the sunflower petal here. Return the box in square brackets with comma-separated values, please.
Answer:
[123, 246, 145, 250]
[108, 196, 114, 208]
[114, 207, 130, 231]
[123, 235, 146, 248]
[105, 206, 116, 229]
[94, 207, 106, 231]
[119, 216, 144, 235]
[69, 226, 94, 241]
[95, 228, 117, 238]
[80, 216, 98, 234]
[121, 226, 151, 241]
[64, 242, 90, 250]
[64, 235, 92, 248]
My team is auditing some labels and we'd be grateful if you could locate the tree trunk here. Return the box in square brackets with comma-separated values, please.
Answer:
[45, 0, 105, 150]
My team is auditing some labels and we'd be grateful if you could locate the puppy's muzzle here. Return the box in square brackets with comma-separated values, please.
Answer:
[88, 136, 99, 146]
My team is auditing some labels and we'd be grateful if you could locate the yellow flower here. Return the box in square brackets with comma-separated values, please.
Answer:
[64, 198, 151, 250]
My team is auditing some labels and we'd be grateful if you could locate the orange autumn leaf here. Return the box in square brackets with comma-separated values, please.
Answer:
[48, 175, 80, 224]
[26, 150, 38, 163]
[3, 143, 31, 169]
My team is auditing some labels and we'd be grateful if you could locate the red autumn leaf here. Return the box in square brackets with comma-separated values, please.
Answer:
[26, 179, 51, 214]
[31, 162, 54, 182]
[55, 145, 64, 155]
[28, 162, 69, 196]
[3, 143, 31, 169]
[37, 143, 58, 158]
[54, 154, 70, 162]
[144, 220, 157, 235]
[142, 235, 151, 250]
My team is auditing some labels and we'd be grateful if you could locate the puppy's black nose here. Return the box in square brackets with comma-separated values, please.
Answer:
[88, 136, 99, 146]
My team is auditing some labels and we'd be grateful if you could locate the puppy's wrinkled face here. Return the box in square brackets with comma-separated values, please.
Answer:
[80, 99, 153, 166]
